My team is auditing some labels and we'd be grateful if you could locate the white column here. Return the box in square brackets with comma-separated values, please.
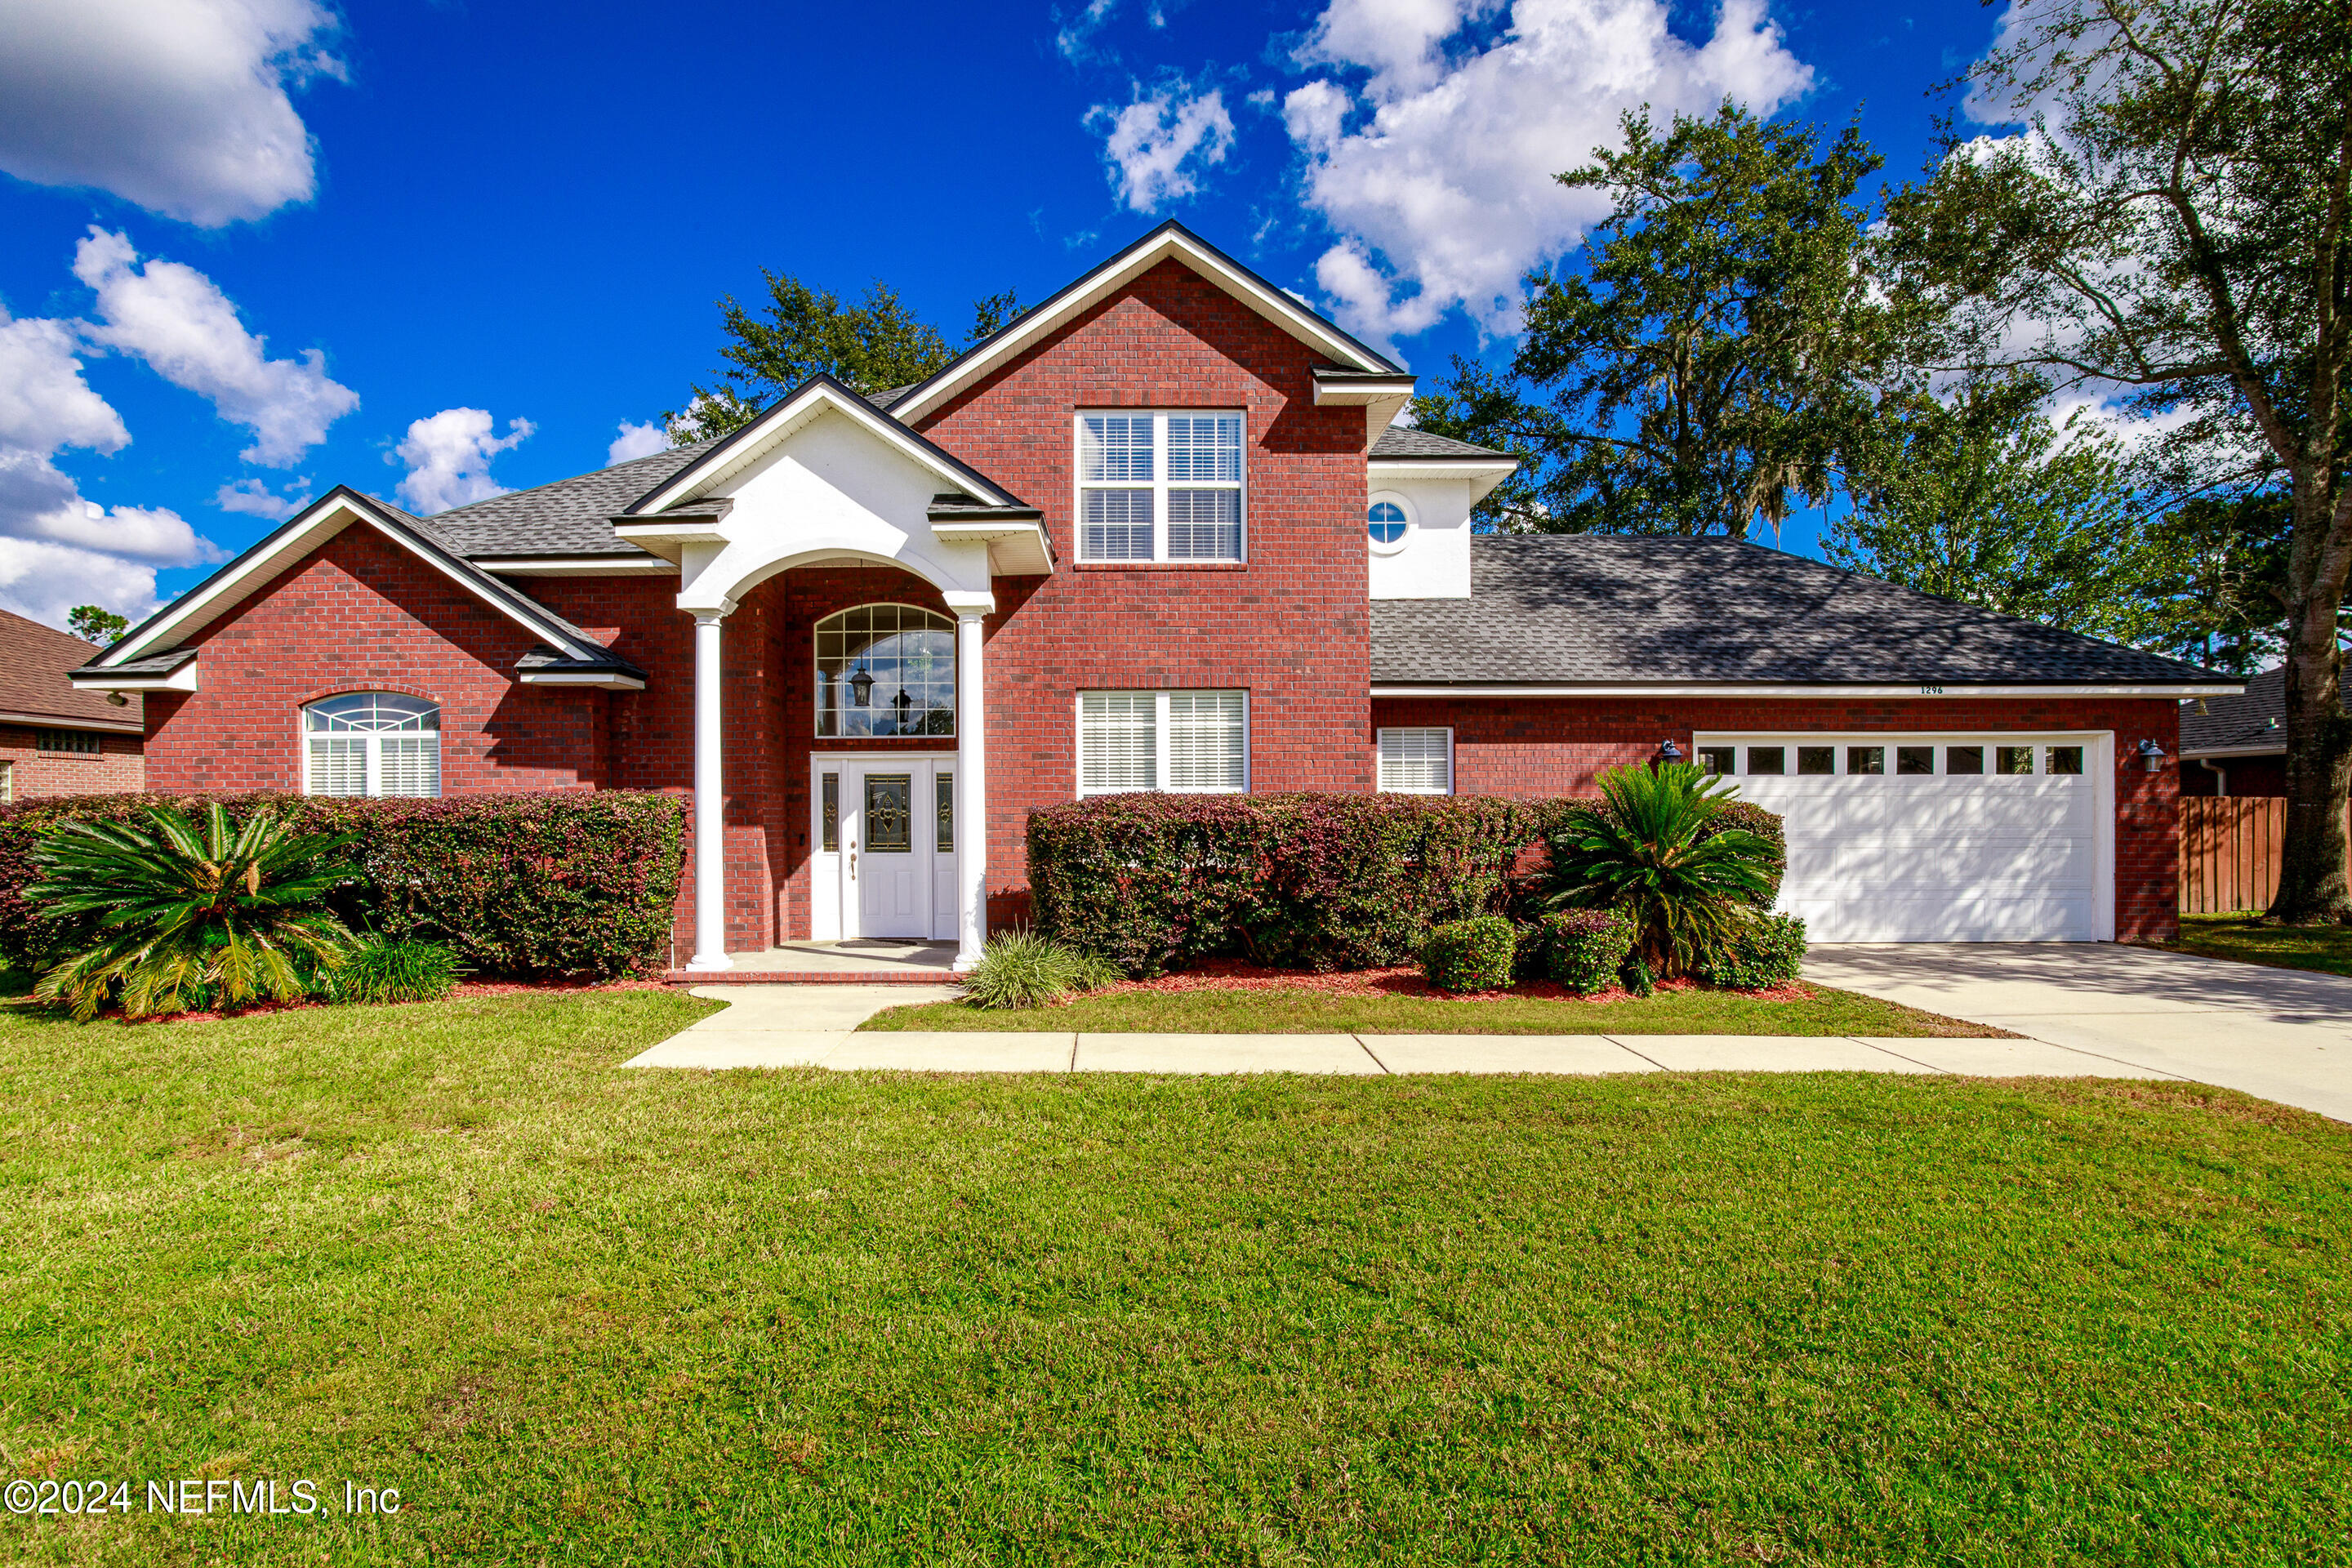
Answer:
[952, 607, 988, 971]
[684, 607, 733, 972]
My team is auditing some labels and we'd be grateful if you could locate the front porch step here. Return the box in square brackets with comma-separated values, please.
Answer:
[664, 968, 957, 987]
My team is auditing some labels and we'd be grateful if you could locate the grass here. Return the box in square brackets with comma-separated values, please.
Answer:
[2173, 911, 2352, 978]
[861, 981, 1998, 1036]
[3, 991, 2349, 1563]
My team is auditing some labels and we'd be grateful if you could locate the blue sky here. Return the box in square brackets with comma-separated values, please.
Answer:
[0, 0, 2013, 628]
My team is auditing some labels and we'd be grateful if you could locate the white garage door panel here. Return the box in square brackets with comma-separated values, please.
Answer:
[1701, 733, 2111, 943]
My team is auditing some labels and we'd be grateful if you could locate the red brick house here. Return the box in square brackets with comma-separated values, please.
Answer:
[2178, 666, 2299, 797]
[0, 608, 144, 800]
[69, 225, 2238, 965]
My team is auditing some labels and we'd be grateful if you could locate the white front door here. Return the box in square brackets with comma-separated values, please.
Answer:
[811, 756, 957, 942]
[1695, 732, 2114, 942]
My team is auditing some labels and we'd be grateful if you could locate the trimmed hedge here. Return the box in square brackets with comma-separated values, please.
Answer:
[1695, 913, 1809, 991]
[1420, 915, 1517, 993]
[1028, 792, 1540, 976]
[0, 791, 684, 980]
[1537, 908, 1638, 994]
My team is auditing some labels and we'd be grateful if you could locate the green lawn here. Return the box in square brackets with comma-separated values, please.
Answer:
[4, 991, 2349, 1565]
[2174, 911, 2352, 978]
[862, 981, 1998, 1036]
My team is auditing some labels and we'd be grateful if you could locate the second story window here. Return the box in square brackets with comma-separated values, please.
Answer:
[1077, 412, 1244, 563]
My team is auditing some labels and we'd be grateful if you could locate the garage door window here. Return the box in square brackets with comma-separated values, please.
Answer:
[1747, 746, 1785, 774]
[1798, 746, 1833, 774]
[1897, 746, 1935, 774]
[1848, 746, 1885, 775]
[1998, 746, 2034, 774]
[2047, 745, 2084, 774]
[1947, 745, 1984, 774]
[1697, 746, 1734, 774]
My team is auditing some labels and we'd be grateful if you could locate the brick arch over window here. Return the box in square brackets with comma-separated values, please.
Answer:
[813, 603, 956, 739]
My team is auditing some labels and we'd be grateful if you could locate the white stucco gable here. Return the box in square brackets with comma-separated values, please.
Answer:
[614, 376, 1050, 612]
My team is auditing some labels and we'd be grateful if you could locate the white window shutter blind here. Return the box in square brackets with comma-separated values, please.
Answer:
[307, 737, 366, 796]
[1080, 692, 1156, 792]
[377, 737, 441, 799]
[1378, 728, 1452, 793]
[1166, 691, 1245, 790]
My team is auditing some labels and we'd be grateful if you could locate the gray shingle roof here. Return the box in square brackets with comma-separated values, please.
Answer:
[421, 443, 714, 558]
[2180, 665, 2298, 753]
[1370, 426, 1511, 459]
[1370, 534, 2234, 687]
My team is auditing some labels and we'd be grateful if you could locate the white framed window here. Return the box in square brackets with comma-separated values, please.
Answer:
[303, 692, 441, 798]
[815, 603, 956, 738]
[1378, 726, 1453, 793]
[1076, 412, 1245, 563]
[1367, 492, 1414, 555]
[1077, 690, 1247, 795]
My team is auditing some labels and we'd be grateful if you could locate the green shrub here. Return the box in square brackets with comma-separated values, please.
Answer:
[330, 937, 465, 1004]
[1539, 908, 1638, 994]
[1696, 913, 1808, 991]
[0, 791, 684, 981]
[1028, 792, 1539, 976]
[1419, 915, 1517, 993]
[960, 929, 1121, 1010]
[1544, 764, 1780, 978]
[28, 804, 358, 1022]
[1621, 954, 1656, 997]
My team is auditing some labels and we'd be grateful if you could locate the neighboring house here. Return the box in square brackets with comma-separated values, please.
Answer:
[0, 608, 145, 801]
[2179, 666, 2314, 797]
[69, 224, 2238, 965]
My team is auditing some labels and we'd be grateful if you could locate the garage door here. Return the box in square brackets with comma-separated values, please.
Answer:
[1694, 733, 2111, 942]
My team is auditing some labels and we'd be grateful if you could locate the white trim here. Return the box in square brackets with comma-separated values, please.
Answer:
[71, 665, 199, 693]
[2179, 742, 2283, 760]
[299, 694, 443, 800]
[685, 608, 729, 971]
[1074, 688, 1250, 796]
[630, 379, 1019, 517]
[479, 557, 678, 577]
[514, 670, 648, 691]
[1370, 681, 2242, 699]
[928, 519, 1054, 576]
[1366, 457, 1518, 506]
[893, 226, 1395, 424]
[1365, 490, 1415, 557]
[809, 751, 963, 946]
[0, 708, 144, 733]
[1073, 411, 1248, 565]
[813, 602, 958, 740]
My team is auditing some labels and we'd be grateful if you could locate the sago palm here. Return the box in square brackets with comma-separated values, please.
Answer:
[29, 804, 359, 1021]
[1548, 763, 1775, 978]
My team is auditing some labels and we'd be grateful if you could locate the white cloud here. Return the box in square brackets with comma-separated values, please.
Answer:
[215, 477, 305, 519]
[73, 228, 358, 466]
[0, 0, 342, 227]
[607, 419, 671, 465]
[1058, 0, 1125, 60]
[392, 408, 535, 515]
[1283, 0, 1813, 350]
[0, 301, 223, 627]
[1089, 82, 1236, 212]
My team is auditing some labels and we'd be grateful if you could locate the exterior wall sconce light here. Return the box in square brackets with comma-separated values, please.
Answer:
[1659, 738, 1683, 764]
[2137, 737, 2167, 772]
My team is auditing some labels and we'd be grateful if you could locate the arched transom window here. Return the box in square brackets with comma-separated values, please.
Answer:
[816, 604, 956, 738]
[304, 692, 442, 797]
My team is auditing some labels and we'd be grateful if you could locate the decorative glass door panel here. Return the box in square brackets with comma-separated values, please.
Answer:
[813, 760, 956, 942]
[863, 775, 913, 853]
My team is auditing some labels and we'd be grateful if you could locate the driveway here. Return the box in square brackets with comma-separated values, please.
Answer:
[1806, 943, 2352, 1122]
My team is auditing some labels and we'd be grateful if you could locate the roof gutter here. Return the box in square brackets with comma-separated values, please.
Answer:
[1370, 681, 2245, 699]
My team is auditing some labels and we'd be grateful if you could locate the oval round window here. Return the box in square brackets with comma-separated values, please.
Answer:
[1368, 501, 1408, 545]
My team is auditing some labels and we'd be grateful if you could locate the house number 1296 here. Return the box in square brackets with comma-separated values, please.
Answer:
[1918, 684, 1945, 695]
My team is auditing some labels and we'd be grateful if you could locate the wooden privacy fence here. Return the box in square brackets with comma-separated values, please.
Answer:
[2179, 796, 2286, 913]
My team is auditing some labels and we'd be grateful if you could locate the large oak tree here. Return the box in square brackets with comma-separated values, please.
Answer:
[1881, 0, 2352, 922]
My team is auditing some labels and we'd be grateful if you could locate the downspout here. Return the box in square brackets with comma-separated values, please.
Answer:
[2196, 757, 2229, 797]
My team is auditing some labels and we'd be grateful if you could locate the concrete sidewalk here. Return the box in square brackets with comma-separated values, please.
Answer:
[621, 987, 2178, 1080]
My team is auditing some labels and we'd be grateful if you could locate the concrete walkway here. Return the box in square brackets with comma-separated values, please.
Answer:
[1806, 942, 2352, 1122]
[621, 984, 2178, 1083]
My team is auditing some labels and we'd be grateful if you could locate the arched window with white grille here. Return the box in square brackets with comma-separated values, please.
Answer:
[303, 693, 442, 797]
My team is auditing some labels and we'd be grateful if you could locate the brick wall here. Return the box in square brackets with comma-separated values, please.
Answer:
[1369, 693, 2184, 942]
[914, 259, 1374, 911]
[0, 724, 144, 799]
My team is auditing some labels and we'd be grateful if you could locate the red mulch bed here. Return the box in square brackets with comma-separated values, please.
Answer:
[1089, 956, 1812, 1006]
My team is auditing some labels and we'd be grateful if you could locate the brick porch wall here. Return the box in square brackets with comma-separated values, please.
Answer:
[1369, 693, 2185, 942]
